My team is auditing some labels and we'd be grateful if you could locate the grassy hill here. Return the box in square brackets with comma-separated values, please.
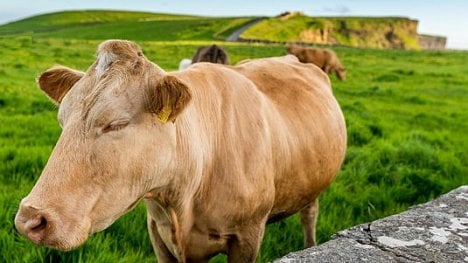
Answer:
[0, 10, 256, 41]
[0, 10, 467, 263]
[241, 13, 421, 49]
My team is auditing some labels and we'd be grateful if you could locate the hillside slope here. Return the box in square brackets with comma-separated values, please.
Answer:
[0, 11, 446, 49]
[0, 10, 256, 41]
[241, 13, 422, 49]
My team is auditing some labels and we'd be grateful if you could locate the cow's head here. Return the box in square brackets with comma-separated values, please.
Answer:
[336, 67, 346, 81]
[285, 45, 306, 63]
[15, 40, 191, 250]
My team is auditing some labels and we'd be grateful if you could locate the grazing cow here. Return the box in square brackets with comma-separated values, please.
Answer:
[15, 40, 346, 262]
[191, 44, 230, 65]
[286, 45, 347, 80]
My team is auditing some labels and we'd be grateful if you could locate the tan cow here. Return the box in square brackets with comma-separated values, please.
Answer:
[15, 40, 346, 262]
[286, 45, 347, 80]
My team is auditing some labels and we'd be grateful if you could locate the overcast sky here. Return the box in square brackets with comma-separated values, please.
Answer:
[1, 0, 467, 49]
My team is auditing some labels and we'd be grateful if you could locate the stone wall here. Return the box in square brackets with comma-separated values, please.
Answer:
[419, 34, 447, 50]
[275, 186, 468, 262]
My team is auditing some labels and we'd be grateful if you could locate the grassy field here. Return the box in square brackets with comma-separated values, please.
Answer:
[1, 11, 467, 262]
[0, 10, 256, 41]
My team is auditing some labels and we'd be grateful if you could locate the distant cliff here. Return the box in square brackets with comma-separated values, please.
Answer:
[240, 13, 445, 50]
[419, 34, 447, 50]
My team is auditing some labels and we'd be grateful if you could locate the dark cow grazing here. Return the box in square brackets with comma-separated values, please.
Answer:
[15, 40, 346, 262]
[192, 44, 230, 65]
[287, 45, 347, 80]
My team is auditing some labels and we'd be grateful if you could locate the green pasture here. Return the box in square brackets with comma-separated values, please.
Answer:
[0, 10, 255, 41]
[0, 11, 467, 263]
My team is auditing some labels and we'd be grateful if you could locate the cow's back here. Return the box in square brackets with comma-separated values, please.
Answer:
[233, 56, 346, 219]
[170, 56, 346, 230]
[303, 48, 328, 68]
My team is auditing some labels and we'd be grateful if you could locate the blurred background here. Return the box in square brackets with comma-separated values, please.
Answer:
[1, 0, 468, 49]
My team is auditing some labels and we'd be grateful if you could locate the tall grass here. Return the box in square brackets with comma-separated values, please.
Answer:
[0, 12, 467, 262]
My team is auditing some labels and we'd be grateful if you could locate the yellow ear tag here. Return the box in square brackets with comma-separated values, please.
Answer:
[156, 106, 172, 124]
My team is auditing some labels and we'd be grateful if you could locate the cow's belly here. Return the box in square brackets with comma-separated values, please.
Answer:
[269, 144, 343, 221]
[269, 178, 322, 223]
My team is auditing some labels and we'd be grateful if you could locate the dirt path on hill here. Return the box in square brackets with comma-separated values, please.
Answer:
[226, 18, 265, 42]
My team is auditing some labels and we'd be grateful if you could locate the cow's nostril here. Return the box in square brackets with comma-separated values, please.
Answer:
[31, 216, 47, 232]
[15, 203, 55, 244]
[24, 215, 48, 241]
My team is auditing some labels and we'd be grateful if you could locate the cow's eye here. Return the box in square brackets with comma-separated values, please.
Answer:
[102, 120, 129, 134]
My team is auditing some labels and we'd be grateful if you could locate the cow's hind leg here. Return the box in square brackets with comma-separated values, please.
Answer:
[300, 198, 319, 247]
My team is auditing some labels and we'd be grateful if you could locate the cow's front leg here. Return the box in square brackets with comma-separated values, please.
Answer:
[226, 220, 267, 263]
[147, 213, 178, 263]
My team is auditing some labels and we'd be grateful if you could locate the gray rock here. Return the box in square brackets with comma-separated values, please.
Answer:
[275, 186, 468, 263]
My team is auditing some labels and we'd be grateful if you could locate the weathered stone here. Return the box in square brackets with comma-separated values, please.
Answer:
[419, 34, 447, 50]
[275, 186, 468, 263]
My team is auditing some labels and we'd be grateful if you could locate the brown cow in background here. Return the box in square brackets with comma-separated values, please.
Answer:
[192, 44, 230, 65]
[287, 45, 346, 80]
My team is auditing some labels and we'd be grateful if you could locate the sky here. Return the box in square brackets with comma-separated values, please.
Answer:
[1, 0, 467, 49]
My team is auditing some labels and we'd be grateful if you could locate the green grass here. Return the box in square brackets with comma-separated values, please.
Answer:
[0, 10, 256, 42]
[1, 10, 467, 263]
[0, 10, 198, 35]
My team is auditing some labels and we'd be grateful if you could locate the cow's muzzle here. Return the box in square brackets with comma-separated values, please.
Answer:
[15, 203, 53, 245]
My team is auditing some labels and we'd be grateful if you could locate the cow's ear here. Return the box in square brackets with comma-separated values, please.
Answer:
[146, 75, 192, 123]
[37, 66, 84, 104]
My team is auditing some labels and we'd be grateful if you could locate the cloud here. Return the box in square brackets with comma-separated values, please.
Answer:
[321, 5, 351, 14]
